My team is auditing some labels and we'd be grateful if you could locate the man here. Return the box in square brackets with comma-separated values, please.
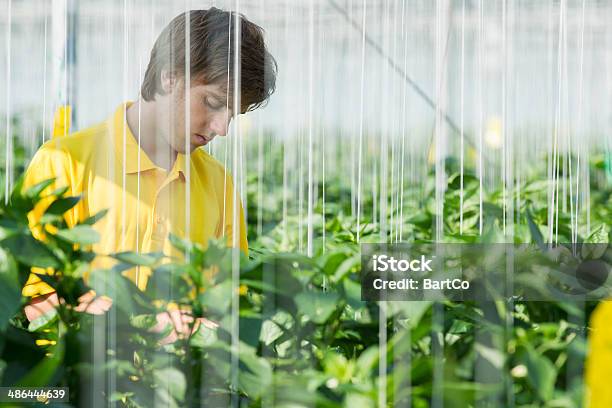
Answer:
[22, 8, 277, 342]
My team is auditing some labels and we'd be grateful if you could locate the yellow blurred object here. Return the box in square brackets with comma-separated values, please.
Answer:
[427, 140, 436, 166]
[484, 116, 503, 149]
[467, 146, 478, 164]
[584, 301, 612, 407]
[35, 339, 57, 346]
[52, 105, 72, 138]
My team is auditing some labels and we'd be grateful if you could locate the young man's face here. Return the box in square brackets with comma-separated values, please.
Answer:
[157, 78, 233, 154]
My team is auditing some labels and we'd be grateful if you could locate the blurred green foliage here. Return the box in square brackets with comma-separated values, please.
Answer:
[0, 137, 609, 406]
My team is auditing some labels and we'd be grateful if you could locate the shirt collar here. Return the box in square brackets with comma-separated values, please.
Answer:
[110, 101, 187, 178]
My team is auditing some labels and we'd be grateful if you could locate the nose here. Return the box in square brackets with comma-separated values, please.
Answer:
[209, 111, 232, 137]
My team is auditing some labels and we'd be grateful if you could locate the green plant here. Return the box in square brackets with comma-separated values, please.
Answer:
[0, 144, 609, 406]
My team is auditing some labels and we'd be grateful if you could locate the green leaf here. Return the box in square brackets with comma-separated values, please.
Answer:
[319, 251, 348, 274]
[345, 393, 375, 407]
[154, 367, 186, 403]
[109, 391, 135, 403]
[80, 208, 109, 226]
[46, 185, 70, 198]
[520, 345, 557, 401]
[112, 251, 164, 266]
[9, 177, 26, 207]
[385, 301, 432, 328]
[130, 314, 157, 330]
[332, 253, 360, 282]
[24, 178, 55, 199]
[199, 280, 232, 315]
[55, 225, 100, 245]
[582, 224, 609, 259]
[38, 213, 63, 224]
[44, 195, 81, 215]
[154, 387, 180, 408]
[585, 224, 609, 244]
[356, 346, 379, 377]
[239, 315, 263, 348]
[526, 206, 545, 249]
[190, 324, 218, 348]
[168, 233, 191, 253]
[322, 352, 355, 383]
[0, 218, 19, 241]
[16, 332, 65, 387]
[0, 360, 6, 382]
[474, 342, 504, 370]
[259, 317, 284, 346]
[147, 263, 192, 301]
[1, 234, 61, 268]
[0, 248, 20, 331]
[295, 291, 340, 324]
[27, 309, 58, 332]
[208, 341, 272, 399]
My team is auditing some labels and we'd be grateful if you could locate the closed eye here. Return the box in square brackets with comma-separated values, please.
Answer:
[205, 97, 225, 110]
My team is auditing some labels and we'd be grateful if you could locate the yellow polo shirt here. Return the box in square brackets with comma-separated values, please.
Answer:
[21, 102, 248, 296]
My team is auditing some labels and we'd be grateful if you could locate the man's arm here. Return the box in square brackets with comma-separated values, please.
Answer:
[20, 142, 110, 321]
[21, 142, 79, 297]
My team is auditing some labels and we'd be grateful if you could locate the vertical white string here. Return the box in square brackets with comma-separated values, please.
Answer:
[390, 0, 399, 242]
[4, 0, 12, 203]
[42, 1, 48, 144]
[135, 57, 142, 287]
[230, 4, 241, 406]
[319, 0, 326, 253]
[459, 0, 465, 235]
[355, 0, 366, 242]
[184, 7, 191, 251]
[549, 0, 564, 244]
[306, 0, 314, 257]
[572, 0, 586, 243]
[256, 0, 263, 242]
[378, 0, 390, 243]
[221, 8, 232, 238]
[399, 0, 408, 242]
[477, 0, 484, 235]
[62, 0, 67, 137]
[502, 0, 507, 236]
[281, 0, 289, 237]
[121, 0, 128, 254]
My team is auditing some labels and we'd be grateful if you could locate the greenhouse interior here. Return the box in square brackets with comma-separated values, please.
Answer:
[0, 0, 611, 407]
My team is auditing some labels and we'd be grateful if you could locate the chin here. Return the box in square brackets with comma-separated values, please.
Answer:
[172, 144, 188, 154]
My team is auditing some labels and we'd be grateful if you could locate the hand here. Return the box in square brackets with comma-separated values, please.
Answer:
[151, 309, 218, 345]
[25, 290, 113, 322]
[73, 290, 113, 315]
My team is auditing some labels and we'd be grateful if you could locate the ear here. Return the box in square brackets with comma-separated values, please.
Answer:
[160, 69, 177, 93]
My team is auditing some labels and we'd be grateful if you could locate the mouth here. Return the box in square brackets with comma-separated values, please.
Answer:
[193, 133, 213, 147]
